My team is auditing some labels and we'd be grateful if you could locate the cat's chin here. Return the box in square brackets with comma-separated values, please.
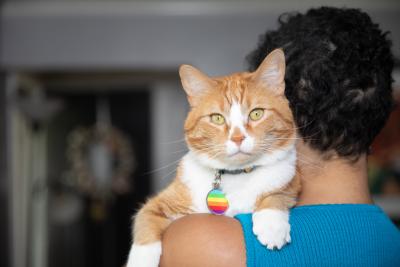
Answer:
[226, 152, 254, 163]
[189, 150, 258, 170]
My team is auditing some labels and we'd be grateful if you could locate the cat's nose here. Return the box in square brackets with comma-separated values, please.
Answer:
[231, 133, 245, 146]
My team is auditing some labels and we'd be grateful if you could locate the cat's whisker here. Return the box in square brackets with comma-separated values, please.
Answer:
[256, 149, 323, 173]
[260, 137, 304, 141]
[208, 152, 225, 161]
[144, 158, 183, 175]
[170, 148, 189, 155]
[191, 145, 226, 152]
[302, 130, 322, 139]
[159, 138, 186, 145]
[166, 146, 226, 167]
[257, 132, 321, 143]
[258, 143, 320, 163]
[296, 157, 324, 171]
[159, 167, 178, 181]
[191, 144, 224, 150]
[189, 146, 226, 160]
[278, 119, 317, 132]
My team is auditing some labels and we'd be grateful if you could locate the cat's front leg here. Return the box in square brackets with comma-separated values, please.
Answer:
[126, 212, 184, 267]
[127, 242, 162, 267]
[126, 202, 168, 267]
[126, 178, 192, 267]
[252, 173, 300, 250]
[252, 208, 291, 250]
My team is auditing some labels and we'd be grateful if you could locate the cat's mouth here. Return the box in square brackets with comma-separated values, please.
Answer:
[228, 151, 252, 157]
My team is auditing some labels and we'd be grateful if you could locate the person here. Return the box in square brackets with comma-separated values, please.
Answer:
[159, 7, 400, 267]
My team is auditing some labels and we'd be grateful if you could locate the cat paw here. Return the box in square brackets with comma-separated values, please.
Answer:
[252, 209, 291, 250]
[126, 241, 162, 267]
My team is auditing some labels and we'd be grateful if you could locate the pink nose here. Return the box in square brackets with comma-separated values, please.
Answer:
[231, 134, 245, 146]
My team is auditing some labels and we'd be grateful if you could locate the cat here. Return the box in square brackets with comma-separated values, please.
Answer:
[126, 49, 300, 267]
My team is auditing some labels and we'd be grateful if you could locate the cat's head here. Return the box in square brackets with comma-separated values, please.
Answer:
[179, 49, 296, 169]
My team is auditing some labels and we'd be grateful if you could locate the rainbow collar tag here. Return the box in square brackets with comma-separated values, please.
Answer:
[207, 170, 229, 215]
[207, 189, 229, 215]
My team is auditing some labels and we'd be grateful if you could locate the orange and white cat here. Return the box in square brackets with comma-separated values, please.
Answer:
[126, 49, 300, 267]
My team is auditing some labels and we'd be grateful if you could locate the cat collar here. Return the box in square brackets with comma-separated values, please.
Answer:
[206, 166, 256, 215]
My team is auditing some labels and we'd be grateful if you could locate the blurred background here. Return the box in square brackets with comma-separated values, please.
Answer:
[0, 1, 399, 267]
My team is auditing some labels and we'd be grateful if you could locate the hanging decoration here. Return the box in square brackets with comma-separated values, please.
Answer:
[64, 97, 135, 200]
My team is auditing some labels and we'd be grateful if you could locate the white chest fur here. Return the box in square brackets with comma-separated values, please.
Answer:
[180, 148, 296, 217]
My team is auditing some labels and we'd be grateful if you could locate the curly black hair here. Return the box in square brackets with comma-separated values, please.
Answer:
[247, 7, 394, 159]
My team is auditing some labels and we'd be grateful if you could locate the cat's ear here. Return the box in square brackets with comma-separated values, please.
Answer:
[253, 48, 285, 95]
[179, 64, 216, 106]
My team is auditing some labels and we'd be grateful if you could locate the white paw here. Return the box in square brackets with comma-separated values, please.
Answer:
[126, 241, 162, 267]
[252, 209, 291, 250]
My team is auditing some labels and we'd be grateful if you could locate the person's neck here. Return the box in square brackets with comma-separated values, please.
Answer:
[295, 142, 372, 206]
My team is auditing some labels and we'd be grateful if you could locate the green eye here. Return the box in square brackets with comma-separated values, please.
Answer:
[249, 108, 264, 121]
[210, 113, 225, 125]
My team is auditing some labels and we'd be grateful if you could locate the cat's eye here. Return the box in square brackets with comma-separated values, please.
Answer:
[249, 108, 264, 121]
[210, 113, 225, 125]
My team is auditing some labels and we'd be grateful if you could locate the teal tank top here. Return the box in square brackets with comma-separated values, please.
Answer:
[235, 204, 400, 267]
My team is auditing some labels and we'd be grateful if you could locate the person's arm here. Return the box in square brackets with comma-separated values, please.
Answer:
[160, 214, 246, 267]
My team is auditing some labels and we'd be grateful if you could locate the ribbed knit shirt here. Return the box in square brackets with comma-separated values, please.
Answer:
[235, 204, 400, 267]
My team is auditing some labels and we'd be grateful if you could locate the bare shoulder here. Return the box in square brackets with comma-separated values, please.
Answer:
[160, 214, 246, 267]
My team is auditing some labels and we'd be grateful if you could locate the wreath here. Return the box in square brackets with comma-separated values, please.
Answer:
[65, 126, 135, 199]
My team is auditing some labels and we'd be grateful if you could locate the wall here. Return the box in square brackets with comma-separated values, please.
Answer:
[1, 1, 399, 75]
[0, 72, 9, 267]
[151, 82, 189, 191]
